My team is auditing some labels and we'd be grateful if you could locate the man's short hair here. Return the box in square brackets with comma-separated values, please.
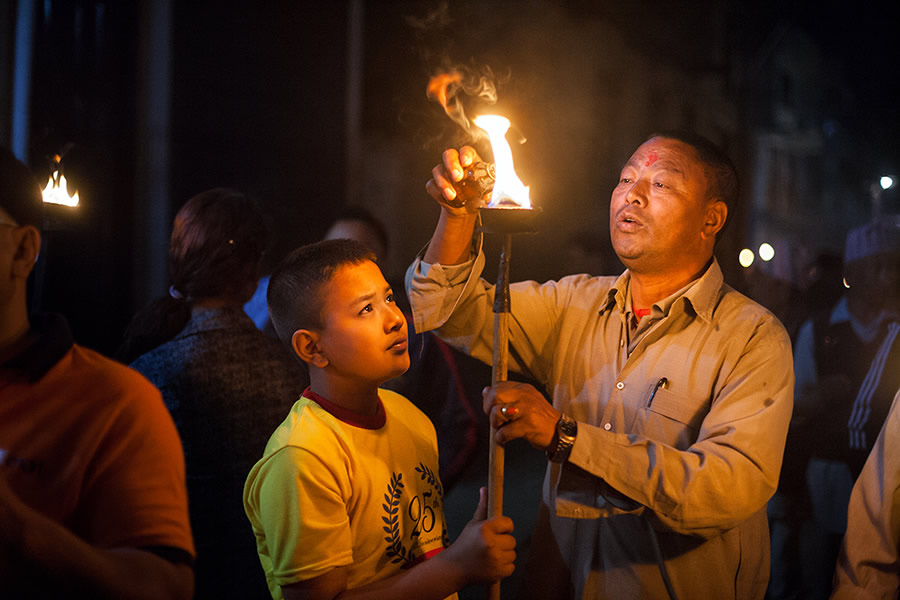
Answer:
[649, 131, 739, 236]
[267, 238, 376, 347]
[0, 147, 43, 227]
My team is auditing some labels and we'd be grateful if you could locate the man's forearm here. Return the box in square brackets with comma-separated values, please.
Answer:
[423, 210, 478, 266]
[16, 504, 193, 600]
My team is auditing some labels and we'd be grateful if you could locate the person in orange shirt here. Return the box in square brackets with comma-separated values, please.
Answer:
[0, 147, 195, 598]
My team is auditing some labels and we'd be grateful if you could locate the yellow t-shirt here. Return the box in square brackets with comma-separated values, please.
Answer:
[243, 388, 453, 599]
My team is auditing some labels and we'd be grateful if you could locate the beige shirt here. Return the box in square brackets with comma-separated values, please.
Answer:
[406, 242, 794, 599]
[832, 388, 900, 600]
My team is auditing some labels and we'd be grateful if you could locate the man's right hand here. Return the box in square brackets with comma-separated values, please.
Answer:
[422, 147, 484, 266]
[425, 146, 484, 216]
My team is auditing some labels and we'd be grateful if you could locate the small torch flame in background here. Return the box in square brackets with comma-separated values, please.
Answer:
[473, 115, 530, 209]
[42, 154, 79, 207]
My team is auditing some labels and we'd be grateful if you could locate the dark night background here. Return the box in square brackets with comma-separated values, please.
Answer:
[2, 0, 899, 355]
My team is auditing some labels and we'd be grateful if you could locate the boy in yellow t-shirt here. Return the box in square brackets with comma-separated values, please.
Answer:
[244, 239, 516, 600]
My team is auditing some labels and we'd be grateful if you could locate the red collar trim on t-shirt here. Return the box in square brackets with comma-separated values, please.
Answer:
[303, 387, 387, 430]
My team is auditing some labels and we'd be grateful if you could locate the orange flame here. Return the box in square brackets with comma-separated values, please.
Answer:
[426, 70, 478, 134]
[474, 115, 530, 209]
[426, 71, 461, 112]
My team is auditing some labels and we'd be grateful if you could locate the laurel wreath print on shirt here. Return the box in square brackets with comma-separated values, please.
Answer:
[382, 463, 445, 566]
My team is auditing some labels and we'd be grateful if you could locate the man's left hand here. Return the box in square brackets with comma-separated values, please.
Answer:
[483, 381, 560, 450]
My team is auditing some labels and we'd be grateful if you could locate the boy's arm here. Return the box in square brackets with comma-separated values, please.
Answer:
[280, 488, 515, 600]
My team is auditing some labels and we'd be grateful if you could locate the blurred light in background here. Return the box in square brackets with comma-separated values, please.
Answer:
[880, 176, 895, 190]
[739, 248, 755, 268]
[759, 243, 775, 262]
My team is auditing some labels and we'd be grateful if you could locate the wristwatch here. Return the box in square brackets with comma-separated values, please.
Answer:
[546, 413, 578, 463]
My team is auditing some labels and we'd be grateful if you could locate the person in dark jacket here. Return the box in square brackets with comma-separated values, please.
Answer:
[120, 188, 308, 600]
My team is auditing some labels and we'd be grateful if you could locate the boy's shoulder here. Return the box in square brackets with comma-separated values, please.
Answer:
[260, 389, 432, 455]
[247, 389, 439, 487]
[378, 388, 437, 433]
[260, 394, 334, 455]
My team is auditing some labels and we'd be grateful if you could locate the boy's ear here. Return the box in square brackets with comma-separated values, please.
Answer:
[291, 329, 328, 368]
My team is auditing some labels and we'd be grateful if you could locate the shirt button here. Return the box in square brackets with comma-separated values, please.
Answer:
[604, 423, 612, 431]
[616, 381, 625, 390]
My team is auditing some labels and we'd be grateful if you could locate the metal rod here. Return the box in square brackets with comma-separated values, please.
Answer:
[488, 232, 512, 600]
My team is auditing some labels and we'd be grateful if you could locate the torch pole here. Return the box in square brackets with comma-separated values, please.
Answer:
[479, 205, 539, 600]
[488, 232, 512, 600]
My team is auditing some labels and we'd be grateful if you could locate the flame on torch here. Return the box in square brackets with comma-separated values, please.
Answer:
[427, 68, 499, 139]
[427, 71, 461, 115]
[473, 115, 530, 209]
[41, 155, 79, 207]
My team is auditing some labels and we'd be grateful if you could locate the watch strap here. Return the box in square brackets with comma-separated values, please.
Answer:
[547, 413, 577, 463]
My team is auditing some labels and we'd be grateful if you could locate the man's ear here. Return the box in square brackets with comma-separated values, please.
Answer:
[291, 329, 328, 368]
[11, 225, 41, 279]
[702, 200, 728, 240]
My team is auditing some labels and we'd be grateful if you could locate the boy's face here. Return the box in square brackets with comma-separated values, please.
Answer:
[316, 260, 409, 386]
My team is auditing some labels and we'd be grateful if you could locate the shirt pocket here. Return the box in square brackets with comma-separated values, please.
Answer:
[634, 386, 707, 450]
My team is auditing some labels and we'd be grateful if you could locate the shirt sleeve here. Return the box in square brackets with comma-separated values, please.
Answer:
[253, 447, 354, 586]
[77, 371, 195, 557]
[832, 389, 900, 599]
[567, 315, 795, 537]
[406, 245, 487, 335]
[406, 248, 573, 385]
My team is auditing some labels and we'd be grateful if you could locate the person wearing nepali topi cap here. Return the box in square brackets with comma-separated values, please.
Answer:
[782, 221, 900, 599]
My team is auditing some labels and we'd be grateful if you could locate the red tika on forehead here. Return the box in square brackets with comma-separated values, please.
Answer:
[645, 150, 659, 167]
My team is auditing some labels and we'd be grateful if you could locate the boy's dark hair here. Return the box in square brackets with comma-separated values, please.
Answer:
[648, 130, 739, 238]
[0, 147, 43, 227]
[268, 238, 376, 348]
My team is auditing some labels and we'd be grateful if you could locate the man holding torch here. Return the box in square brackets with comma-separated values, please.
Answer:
[406, 132, 793, 598]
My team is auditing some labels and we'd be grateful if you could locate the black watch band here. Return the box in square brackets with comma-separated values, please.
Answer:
[546, 413, 577, 463]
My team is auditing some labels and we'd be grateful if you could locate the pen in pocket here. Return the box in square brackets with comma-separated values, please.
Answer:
[647, 377, 668, 407]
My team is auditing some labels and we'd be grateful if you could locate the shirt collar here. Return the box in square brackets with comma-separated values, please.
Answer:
[303, 387, 387, 430]
[176, 306, 256, 339]
[602, 258, 724, 324]
[2, 313, 74, 382]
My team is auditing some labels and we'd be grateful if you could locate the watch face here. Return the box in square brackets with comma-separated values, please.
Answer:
[558, 414, 577, 438]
